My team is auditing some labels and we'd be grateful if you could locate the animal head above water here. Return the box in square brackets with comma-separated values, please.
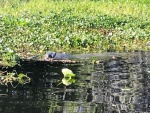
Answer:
[45, 51, 56, 59]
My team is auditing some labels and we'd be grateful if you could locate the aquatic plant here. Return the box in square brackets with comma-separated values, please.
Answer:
[0, 71, 30, 88]
[0, 51, 20, 67]
[62, 68, 75, 78]
[0, 0, 150, 62]
[62, 78, 76, 86]
[61, 68, 76, 86]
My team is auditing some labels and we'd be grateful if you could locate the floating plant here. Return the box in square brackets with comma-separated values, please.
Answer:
[61, 68, 76, 86]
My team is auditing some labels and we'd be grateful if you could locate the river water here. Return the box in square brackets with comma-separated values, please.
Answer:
[0, 52, 150, 113]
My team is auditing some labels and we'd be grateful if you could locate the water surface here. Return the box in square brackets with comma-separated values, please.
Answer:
[0, 52, 150, 113]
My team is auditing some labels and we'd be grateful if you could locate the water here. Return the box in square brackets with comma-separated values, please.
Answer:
[0, 52, 150, 113]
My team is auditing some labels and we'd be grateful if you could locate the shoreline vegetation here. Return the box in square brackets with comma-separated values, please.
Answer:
[0, 0, 150, 65]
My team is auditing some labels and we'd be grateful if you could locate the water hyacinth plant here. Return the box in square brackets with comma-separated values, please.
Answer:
[0, 0, 150, 62]
[0, 51, 20, 67]
[62, 68, 75, 78]
[61, 68, 76, 86]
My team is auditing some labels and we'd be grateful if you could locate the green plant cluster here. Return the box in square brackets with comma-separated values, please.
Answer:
[61, 68, 76, 86]
[0, 51, 20, 67]
[0, 71, 30, 87]
[0, 0, 150, 60]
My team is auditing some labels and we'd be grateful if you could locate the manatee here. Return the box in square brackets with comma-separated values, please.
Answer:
[44, 51, 71, 60]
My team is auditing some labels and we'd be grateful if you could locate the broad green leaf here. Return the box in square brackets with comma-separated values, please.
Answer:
[62, 78, 72, 86]
[62, 78, 76, 86]
[147, 71, 150, 73]
[62, 68, 75, 77]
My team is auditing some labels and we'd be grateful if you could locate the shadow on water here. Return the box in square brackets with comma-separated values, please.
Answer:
[0, 52, 150, 113]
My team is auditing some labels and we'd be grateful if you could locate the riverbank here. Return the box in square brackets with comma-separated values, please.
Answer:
[0, 0, 150, 60]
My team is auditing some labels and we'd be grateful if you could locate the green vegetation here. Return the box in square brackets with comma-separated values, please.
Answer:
[61, 68, 76, 86]
[0, 51, 20, 67]
[0, 71, 30, 87]
[0, 0, 150, 64]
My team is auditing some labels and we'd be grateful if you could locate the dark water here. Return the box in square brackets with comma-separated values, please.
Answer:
[0, 52, 150, 113]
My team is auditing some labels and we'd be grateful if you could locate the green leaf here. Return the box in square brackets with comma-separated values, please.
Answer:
[62, 78, 72, 86]
[68, 78, 76, 83]
[18, 73, 31, 84]
[148, 71, 150, 73]
[62, 68, 75, 77]
[18, 73, 25, 78]
[62, 77, 76, 86]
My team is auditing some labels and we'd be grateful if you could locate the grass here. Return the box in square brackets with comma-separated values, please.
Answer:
[0, 0, 150, 61]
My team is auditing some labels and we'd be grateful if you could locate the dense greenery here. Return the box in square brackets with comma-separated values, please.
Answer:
[0, 0, 150, 61]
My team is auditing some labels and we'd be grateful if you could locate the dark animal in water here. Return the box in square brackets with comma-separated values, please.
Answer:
[44, 51, 71, 60]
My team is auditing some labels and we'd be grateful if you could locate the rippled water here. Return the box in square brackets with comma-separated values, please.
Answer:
[0, 52, 150, 113]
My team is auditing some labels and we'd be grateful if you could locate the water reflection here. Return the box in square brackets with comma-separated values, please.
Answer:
[0, 52, 150, 113]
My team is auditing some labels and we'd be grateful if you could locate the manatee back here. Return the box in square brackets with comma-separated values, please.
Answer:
[45, 52, 71, 60]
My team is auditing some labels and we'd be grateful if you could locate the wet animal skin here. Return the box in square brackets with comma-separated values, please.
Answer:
[45, 51, 71, 60]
